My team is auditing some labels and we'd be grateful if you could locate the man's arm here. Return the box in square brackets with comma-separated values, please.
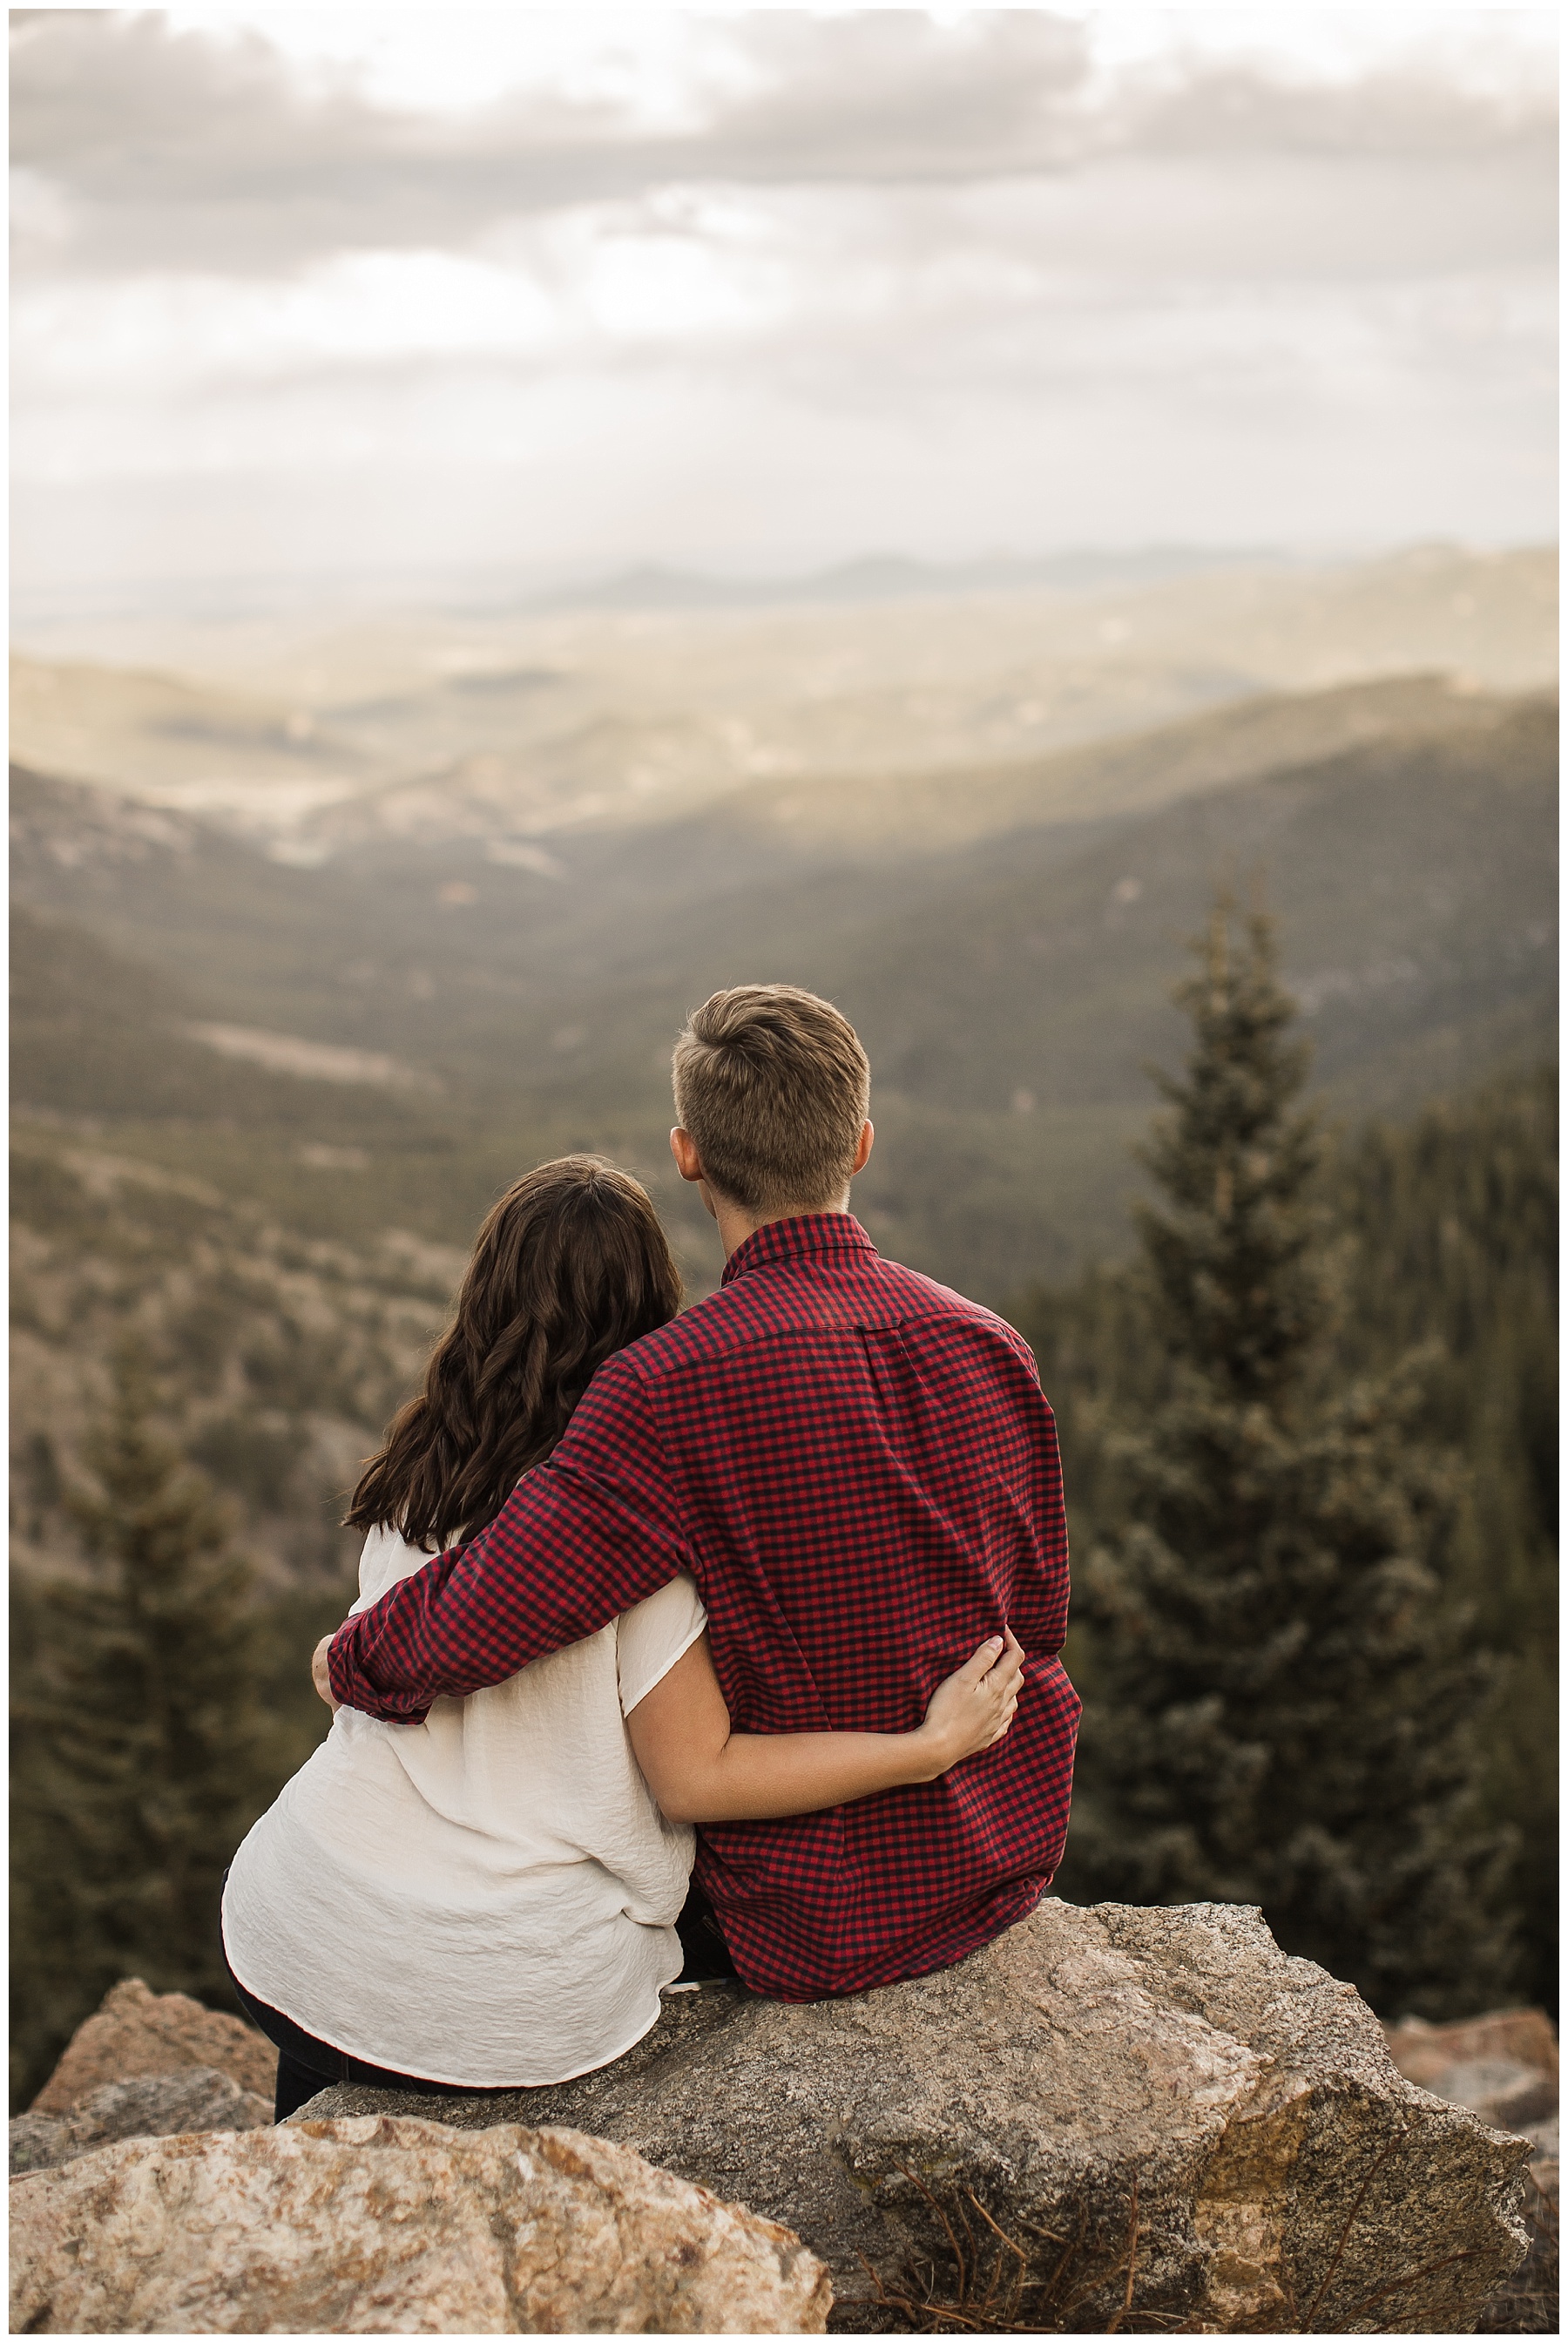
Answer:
[328, 1358, 694, 1722]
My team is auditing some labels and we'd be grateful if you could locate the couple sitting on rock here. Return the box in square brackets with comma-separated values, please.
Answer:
[221, 984, 1080, 2120]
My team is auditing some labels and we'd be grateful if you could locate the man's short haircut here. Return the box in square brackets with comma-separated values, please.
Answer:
[672, 985, 871, 1216]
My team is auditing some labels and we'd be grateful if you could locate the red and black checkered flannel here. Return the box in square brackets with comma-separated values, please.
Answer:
[329, 1213, 1079, 2001]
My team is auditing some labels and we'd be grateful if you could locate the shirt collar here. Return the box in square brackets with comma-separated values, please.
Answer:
[720, 1213, 879, 1286]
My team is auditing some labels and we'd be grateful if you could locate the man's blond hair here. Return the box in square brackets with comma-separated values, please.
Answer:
[672, 985, 870, 1216]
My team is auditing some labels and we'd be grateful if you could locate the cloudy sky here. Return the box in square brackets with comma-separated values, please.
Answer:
[10, 6, 1558, 616]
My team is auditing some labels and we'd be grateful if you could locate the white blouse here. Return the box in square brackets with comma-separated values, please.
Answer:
[222, 1525, 706, 2087]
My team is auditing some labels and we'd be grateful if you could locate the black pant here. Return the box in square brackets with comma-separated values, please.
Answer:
[226, 1879, 739, 2123]
[674, 1878, 740, 1984]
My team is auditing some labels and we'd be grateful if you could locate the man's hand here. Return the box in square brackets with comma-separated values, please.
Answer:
[313, 1634, 340, 1713]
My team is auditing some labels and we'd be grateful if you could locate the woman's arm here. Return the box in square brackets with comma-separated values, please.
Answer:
[625, 1629, 1025, 1825]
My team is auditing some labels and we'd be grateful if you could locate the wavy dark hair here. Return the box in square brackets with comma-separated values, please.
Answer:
[345, 1156, 681, 1552]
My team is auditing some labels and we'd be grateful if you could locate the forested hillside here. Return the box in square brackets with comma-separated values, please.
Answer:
[10, 1121, 460, 1591]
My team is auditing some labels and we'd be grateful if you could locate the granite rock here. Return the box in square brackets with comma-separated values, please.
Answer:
[296, 1898, 1531, 2333]
[10, 2066, 273, 2176]
[9, 2113, 832, 2334]
[30, 1977, 276, 2111]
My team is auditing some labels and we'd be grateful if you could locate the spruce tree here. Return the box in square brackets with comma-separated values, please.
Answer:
[10, 1346, 275, 2103]
[1060, 900, 1516, 2017]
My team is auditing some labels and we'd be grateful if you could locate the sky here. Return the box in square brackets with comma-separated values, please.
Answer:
[10, 5, 1559, 616]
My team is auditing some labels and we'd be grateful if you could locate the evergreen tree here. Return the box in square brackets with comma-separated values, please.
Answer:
[1057, 900, 1516, 2017]
[10, 1345, 276, 2104]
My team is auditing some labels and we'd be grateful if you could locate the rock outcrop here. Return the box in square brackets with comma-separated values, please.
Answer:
[10, 2066, 273, 2177]
[29, 1976, 276, 2111]
[297, 1899, 1531, 2334]
[9, 2113, 832, 2335]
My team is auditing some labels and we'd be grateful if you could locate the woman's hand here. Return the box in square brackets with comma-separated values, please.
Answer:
[909, 1629, 1026, 1778]
[312, 1635, 340, 1713]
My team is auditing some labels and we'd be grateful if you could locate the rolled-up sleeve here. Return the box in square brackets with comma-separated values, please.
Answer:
[328, 1357, 694, 1721]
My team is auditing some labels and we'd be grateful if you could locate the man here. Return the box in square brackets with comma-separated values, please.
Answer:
[325, 984, 1079, 2000]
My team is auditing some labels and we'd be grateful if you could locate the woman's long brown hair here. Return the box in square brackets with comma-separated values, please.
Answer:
[345, 1156, 681, 1551]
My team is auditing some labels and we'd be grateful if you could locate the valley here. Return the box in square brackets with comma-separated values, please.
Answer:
[10, 544, 1558, 1564]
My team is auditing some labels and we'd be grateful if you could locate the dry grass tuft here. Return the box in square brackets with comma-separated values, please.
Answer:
[854, 2132, 1541, 2336]
[856, 2164, 1192, 2334]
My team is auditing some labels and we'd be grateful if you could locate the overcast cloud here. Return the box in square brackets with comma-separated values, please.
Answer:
[10, 8, 1558, 613]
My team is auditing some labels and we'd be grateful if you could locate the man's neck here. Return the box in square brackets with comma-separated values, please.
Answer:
[710, 1193, 852, 1262]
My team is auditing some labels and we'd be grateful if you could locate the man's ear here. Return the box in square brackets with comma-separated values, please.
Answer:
[671, 1127, 705, 1184]
[851, 1120, 875, 1176]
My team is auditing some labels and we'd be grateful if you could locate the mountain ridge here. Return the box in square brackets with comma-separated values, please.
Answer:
[11, 545, 1555, 856]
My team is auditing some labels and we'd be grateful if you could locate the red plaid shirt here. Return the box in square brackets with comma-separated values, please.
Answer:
[329, 1214, 1079, 2001]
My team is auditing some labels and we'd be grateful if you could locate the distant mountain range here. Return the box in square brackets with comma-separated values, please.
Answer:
[554, 545, 1298, 612]
[11, 545, 1556, 865]
[8, 544, 1305, 639]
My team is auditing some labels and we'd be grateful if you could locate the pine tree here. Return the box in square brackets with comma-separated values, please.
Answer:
[1058, 900, 1516, 2017]
[10, 1345, 276, 2103]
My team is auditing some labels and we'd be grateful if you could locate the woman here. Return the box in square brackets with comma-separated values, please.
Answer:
[221, 1157, 1023, 2119]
